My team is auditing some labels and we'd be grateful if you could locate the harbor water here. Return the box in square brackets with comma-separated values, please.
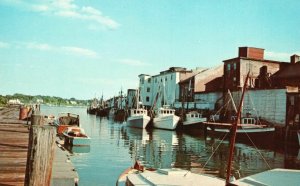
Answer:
[42, 105, 300, 186]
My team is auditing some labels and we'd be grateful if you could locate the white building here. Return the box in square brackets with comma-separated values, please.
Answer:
[139, 67, 199, 110]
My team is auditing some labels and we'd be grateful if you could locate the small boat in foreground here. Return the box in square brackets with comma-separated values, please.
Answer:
[232, 168, 300, 186]
[63, 126, 91, 146]
[116, 161, 224, 186]
[56, 113, 80, 135]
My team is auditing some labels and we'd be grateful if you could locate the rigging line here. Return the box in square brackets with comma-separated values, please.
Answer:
[248, 92, 262, 125]
[202, 131, 230, 170]
[241, 129, 272, 169]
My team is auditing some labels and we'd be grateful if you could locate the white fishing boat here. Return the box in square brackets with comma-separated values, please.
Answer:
[153, 105, 180, 130]
[127, 108, 151, 129]
[126, 89, 151, 129]
[182, 111, 207, 127]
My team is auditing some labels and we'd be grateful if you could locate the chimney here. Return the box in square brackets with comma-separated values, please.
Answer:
[238, 47, 264, 60]
[290, 54, 300, 64]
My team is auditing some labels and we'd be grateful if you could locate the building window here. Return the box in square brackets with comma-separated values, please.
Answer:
[148, 78, 151, 83]
[155, 78, 157, 83]
[233, 63, 236, 70]
[171, 75, 173, 80]
[161, 78, 162, 82]
[233, 77, 236, 81]
[227, 63, 231, 71]
[140, 79, 144, 84]
[165, 77, 167, 81]
[146, 96, 150, 102]
[147, 87, 150, 92]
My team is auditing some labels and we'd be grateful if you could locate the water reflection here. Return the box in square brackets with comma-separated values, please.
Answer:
[120, 126, 288, 179]
[65, 145, 91, 154]
[41, 105, 300, 185]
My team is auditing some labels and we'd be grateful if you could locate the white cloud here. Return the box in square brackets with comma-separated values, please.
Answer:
[2, 0, 120, 30]
[25, 42, 52, 51]
[6, 41, 99, 58]
[119, 59, 150, 67]
[265, 51, 300, 61]
[0, 41, 10, 48]
[61, 46, 98, 58]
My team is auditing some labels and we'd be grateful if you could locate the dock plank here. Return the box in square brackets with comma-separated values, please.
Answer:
[0, 106, 79, 186]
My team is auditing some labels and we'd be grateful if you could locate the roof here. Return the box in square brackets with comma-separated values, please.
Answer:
[223, 57, 289, 64]
[272, 62, 300, 79]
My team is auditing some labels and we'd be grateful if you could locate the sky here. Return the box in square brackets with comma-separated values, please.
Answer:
[0, 0, 299, 100]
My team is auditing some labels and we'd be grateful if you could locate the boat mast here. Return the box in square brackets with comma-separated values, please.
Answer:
[225, 71, 250, 185]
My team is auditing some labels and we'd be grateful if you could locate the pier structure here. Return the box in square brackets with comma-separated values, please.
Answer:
[0, 106, 78, 186]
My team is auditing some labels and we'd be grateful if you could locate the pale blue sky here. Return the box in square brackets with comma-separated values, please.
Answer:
[0, 0, 299, 100]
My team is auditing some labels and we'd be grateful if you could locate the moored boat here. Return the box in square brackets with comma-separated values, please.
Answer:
[63, 126, 91, 146]
[205, 116, 275, 139]
[232, 168, 300, 186]
[182, 110, 207, 128]
[116, 161, 224, 186]
[56, 113, 80, 135]
[153, 105, 180, 130]
[127, 108, 150, 129]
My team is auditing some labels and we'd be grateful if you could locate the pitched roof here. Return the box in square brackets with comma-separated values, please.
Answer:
[272, 62, 300, 79]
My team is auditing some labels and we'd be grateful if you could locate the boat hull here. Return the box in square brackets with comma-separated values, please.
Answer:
[127, 115, 151, 129]
[63, 134, 91, 146]
[153, 115, 180, 130]
[183, 118, 207, 126]
[207, 126, 275, 133]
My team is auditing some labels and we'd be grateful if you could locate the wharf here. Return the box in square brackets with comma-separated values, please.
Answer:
[0, 106, 79, 186]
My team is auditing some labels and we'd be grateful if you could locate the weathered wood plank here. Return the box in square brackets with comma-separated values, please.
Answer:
[25, 115, 56, 186]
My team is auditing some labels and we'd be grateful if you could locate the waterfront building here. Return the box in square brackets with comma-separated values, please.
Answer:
[139, 67, 199, 110]
[175, 65, 223, 110]
[221, 47, 299, 127]
[223, 47, 289, 91]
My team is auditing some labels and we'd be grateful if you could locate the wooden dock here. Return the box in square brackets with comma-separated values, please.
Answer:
[0, 106, 78, 186]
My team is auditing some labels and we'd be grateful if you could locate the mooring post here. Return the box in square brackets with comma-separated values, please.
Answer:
[25, 114, 56, 186]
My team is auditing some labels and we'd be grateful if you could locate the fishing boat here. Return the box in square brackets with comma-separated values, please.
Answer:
[127, 108, 150, 129]
[87, 97, 98, 115]
[63, 126, 91, 146]
[182, 110, 207, 128]
[126, 89, 151, 129]
[153, 105, 180, 130]
[116, 71, 300, 186]
[205, 116, 275, 135]
[56, 113, 80, 135]
[203, 87, 275, 137]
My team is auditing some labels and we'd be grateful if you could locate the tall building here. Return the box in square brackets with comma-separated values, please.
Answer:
[139, 67, 197, 110]
[223, 47, 289, 91]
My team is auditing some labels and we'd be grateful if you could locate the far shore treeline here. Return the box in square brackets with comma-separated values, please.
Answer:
[0, 93, 89, 107]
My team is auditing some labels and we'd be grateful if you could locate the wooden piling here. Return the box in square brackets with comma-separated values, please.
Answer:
[24, 114, 56, 186]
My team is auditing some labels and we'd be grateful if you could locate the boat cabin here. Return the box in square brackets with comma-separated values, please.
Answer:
[242, 117, 257, 125]
[186, 111, 202, 118]
[157, 106, 176, 116]
[130, 108, 148, 116]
